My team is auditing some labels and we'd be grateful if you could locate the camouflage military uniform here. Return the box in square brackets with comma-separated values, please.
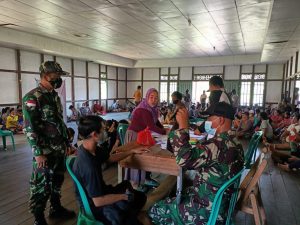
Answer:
[149, 129, 244, 225]
[23, 84, 69, 216]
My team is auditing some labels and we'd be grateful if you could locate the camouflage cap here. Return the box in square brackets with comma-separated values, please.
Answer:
[39, 61, 69, 75]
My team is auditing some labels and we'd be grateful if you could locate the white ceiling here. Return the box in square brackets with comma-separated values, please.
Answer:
[261, 0, 300, 63]
[0, 0, 298, 63]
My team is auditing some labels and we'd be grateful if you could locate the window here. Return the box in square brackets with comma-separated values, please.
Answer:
[240, 81, 251, 106]
[240, 73, 266, 106]
[192, 81, 209, 103]
[191, 74, 222, 103]
[294, 80, 300, 104]
[169, 82, 177, 100]
[159, 74, 178, 102]
[160, 82, 168, 102]
[101, 80, 107, 99]
[253, 82, 264, 106]
[194, 74, 222, 81]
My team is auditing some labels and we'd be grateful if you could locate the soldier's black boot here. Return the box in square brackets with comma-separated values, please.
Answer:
[49, 205, 76, 219]
[49, 196, 76, 219]
[33, 213, 48, 225]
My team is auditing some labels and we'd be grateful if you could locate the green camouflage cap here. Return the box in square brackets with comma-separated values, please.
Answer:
[39, 61, 69, 75]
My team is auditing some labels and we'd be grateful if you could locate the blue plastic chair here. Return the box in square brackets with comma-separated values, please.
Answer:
[0, 129, 16, 151]
[116, 124, 129, 182]
[117, 124, 129, 145]
[207, 168, 244, 225]
[66, 156, 104, 225]
[244, 131, 263, 169]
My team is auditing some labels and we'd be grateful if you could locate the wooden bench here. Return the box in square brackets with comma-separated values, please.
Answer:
[237, 153, 267, 225]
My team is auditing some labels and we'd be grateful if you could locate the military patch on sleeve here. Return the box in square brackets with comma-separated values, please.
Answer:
[25, 99, 37, 110]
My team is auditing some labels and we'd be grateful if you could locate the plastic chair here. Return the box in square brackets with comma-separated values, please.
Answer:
[207, 168, 244, 225]
[244, 131, 263, 169]
[0, 129, 16, 151]
[117, 124, 129, 145]
[117, 124, 129, 182]
[66, 156, 104, 225]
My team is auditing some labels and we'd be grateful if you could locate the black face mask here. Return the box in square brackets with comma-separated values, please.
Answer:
[172, 100, 179, 104]
[49, 77, 63, 89]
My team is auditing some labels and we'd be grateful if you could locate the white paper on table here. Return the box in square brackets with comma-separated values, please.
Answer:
[151, 131, 168, 149]
[189, 131, 206, 140]
[163, 124, 173, 129]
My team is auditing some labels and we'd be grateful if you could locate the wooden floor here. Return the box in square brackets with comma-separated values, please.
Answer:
[1, 135, 300, 225]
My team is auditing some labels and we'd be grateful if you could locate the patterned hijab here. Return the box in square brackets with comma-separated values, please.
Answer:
[132, 88, 159, 123]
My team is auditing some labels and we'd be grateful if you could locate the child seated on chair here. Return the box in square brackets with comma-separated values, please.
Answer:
[6, 108, 22, 134]
[73, 115, 147, 225]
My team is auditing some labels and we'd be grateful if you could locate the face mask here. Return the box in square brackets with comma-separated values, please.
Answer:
[98, 131, 108, 145]
[49, 77, 63, 89]
[205, 121, 216, 139]
[172, 100, 179, 104]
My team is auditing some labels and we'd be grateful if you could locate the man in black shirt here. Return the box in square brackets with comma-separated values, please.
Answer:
[73, 115, 147, 225]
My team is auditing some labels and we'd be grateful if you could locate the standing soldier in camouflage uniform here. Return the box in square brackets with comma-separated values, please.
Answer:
[149, 102, 244, 225]
[23, 61, 76, 225]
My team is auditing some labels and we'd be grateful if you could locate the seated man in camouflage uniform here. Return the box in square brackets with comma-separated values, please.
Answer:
[23, 61, 75, 225]
[149, 102, 244, 225]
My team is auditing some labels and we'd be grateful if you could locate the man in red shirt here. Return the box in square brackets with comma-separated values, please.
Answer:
[92, 100, 104, 115]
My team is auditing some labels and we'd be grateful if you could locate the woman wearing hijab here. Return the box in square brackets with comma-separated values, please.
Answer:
[125, 88, 167, 187]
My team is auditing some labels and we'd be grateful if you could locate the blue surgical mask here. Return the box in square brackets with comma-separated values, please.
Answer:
[204, 121, 216, 138]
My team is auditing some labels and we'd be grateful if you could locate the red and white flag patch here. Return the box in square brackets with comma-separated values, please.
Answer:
[25, 99, 37, 108]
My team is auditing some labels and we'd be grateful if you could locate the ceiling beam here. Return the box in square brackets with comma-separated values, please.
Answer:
[134, 54, 263, 68]
[0, 27, 135, 68]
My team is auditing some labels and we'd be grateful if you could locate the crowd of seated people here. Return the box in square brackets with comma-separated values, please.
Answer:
[0, 106, 23, 134]
[68, 99, 131, 122]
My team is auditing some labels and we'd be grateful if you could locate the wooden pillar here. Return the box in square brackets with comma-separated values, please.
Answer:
[141, 68, 144, 98]
[250, 65, 255, 107]
[86, 61, 89, 101]
[281, 64, 285, 101]
[263, 65, 268, 108]
[292, 52, 299, 105]
[16, 50, 22, 104]
[125, 68, 128, 101]
[288, 57, 293, 98]
[116, 67, 119, 99]
[71, 59, 75, 106]
[99, 64, 101, 101]
[106, 65, 108, 109]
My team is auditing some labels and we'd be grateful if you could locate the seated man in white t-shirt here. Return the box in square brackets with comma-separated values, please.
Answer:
[259, 112, 273, 142]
